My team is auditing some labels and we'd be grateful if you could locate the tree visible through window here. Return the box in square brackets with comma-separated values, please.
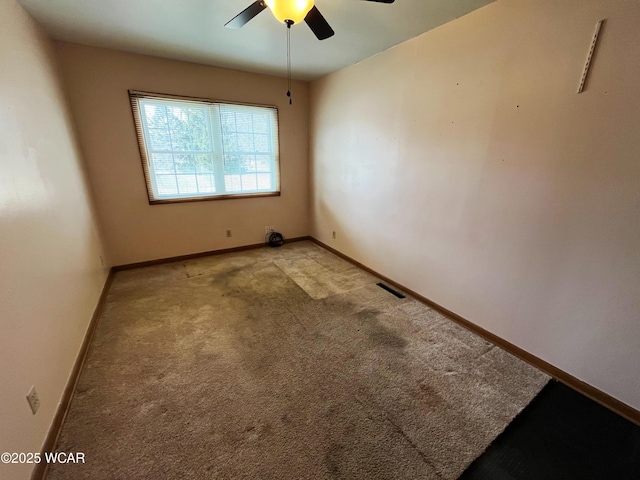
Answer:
[130, 91, 280, 203]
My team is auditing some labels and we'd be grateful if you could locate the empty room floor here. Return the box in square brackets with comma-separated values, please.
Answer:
[46, 241, 551, 479]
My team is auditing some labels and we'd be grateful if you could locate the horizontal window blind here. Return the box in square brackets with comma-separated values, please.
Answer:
[129, 91, 280, 203]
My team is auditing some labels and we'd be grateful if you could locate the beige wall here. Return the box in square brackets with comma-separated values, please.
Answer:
[310, 0, 640, 410]
[0, 1, 108, 478]
[55, 43, 310, 266]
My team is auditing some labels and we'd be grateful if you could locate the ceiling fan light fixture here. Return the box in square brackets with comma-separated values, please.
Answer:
[264, 0, 314, 25]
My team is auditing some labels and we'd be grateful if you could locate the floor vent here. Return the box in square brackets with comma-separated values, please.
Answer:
[376, 282, 406, 299]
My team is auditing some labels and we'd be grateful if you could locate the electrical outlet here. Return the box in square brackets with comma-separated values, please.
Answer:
[332, 231, 336, 240]
[226, 230, 232, 238]
[265, 226, 274, 234]
[26, 386, 40, 415]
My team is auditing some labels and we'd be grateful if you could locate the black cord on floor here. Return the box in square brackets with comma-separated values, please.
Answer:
[266, 231, 285, 247]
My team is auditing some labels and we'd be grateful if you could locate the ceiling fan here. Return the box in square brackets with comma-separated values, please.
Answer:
[225, 0, 395, 40]
[225, 0, 395, 104]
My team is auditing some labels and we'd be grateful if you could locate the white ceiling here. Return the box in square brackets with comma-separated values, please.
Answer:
[18, 0, 494, 81]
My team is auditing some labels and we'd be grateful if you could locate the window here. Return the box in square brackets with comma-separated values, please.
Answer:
[129, 91, 280, 203]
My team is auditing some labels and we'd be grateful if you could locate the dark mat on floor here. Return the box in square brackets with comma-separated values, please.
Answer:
[459, 380, 640, 480]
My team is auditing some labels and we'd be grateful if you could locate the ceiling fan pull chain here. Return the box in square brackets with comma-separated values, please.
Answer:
[286, 20, 292, 105]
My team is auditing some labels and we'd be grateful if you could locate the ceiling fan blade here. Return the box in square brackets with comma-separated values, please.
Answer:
[304, 6, 335, 40]
[362, 0, 395, 3]
[225, 1, 267, 29]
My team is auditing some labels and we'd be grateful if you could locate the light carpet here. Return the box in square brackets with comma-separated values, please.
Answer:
[47, 241, 548, 479]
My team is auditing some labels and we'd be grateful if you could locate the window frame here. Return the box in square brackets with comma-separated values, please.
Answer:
[129, 90, 281, 205]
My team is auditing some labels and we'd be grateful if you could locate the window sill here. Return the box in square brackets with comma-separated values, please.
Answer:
[148, 191, 281, 205]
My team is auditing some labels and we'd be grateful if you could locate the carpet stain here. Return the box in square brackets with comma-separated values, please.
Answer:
[356, 308, 408, 350]
[325, 443, 345, 478]
[418, 381, 447, 407]
[280, 413, 292, 425]
[216, 265, 248, 278]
